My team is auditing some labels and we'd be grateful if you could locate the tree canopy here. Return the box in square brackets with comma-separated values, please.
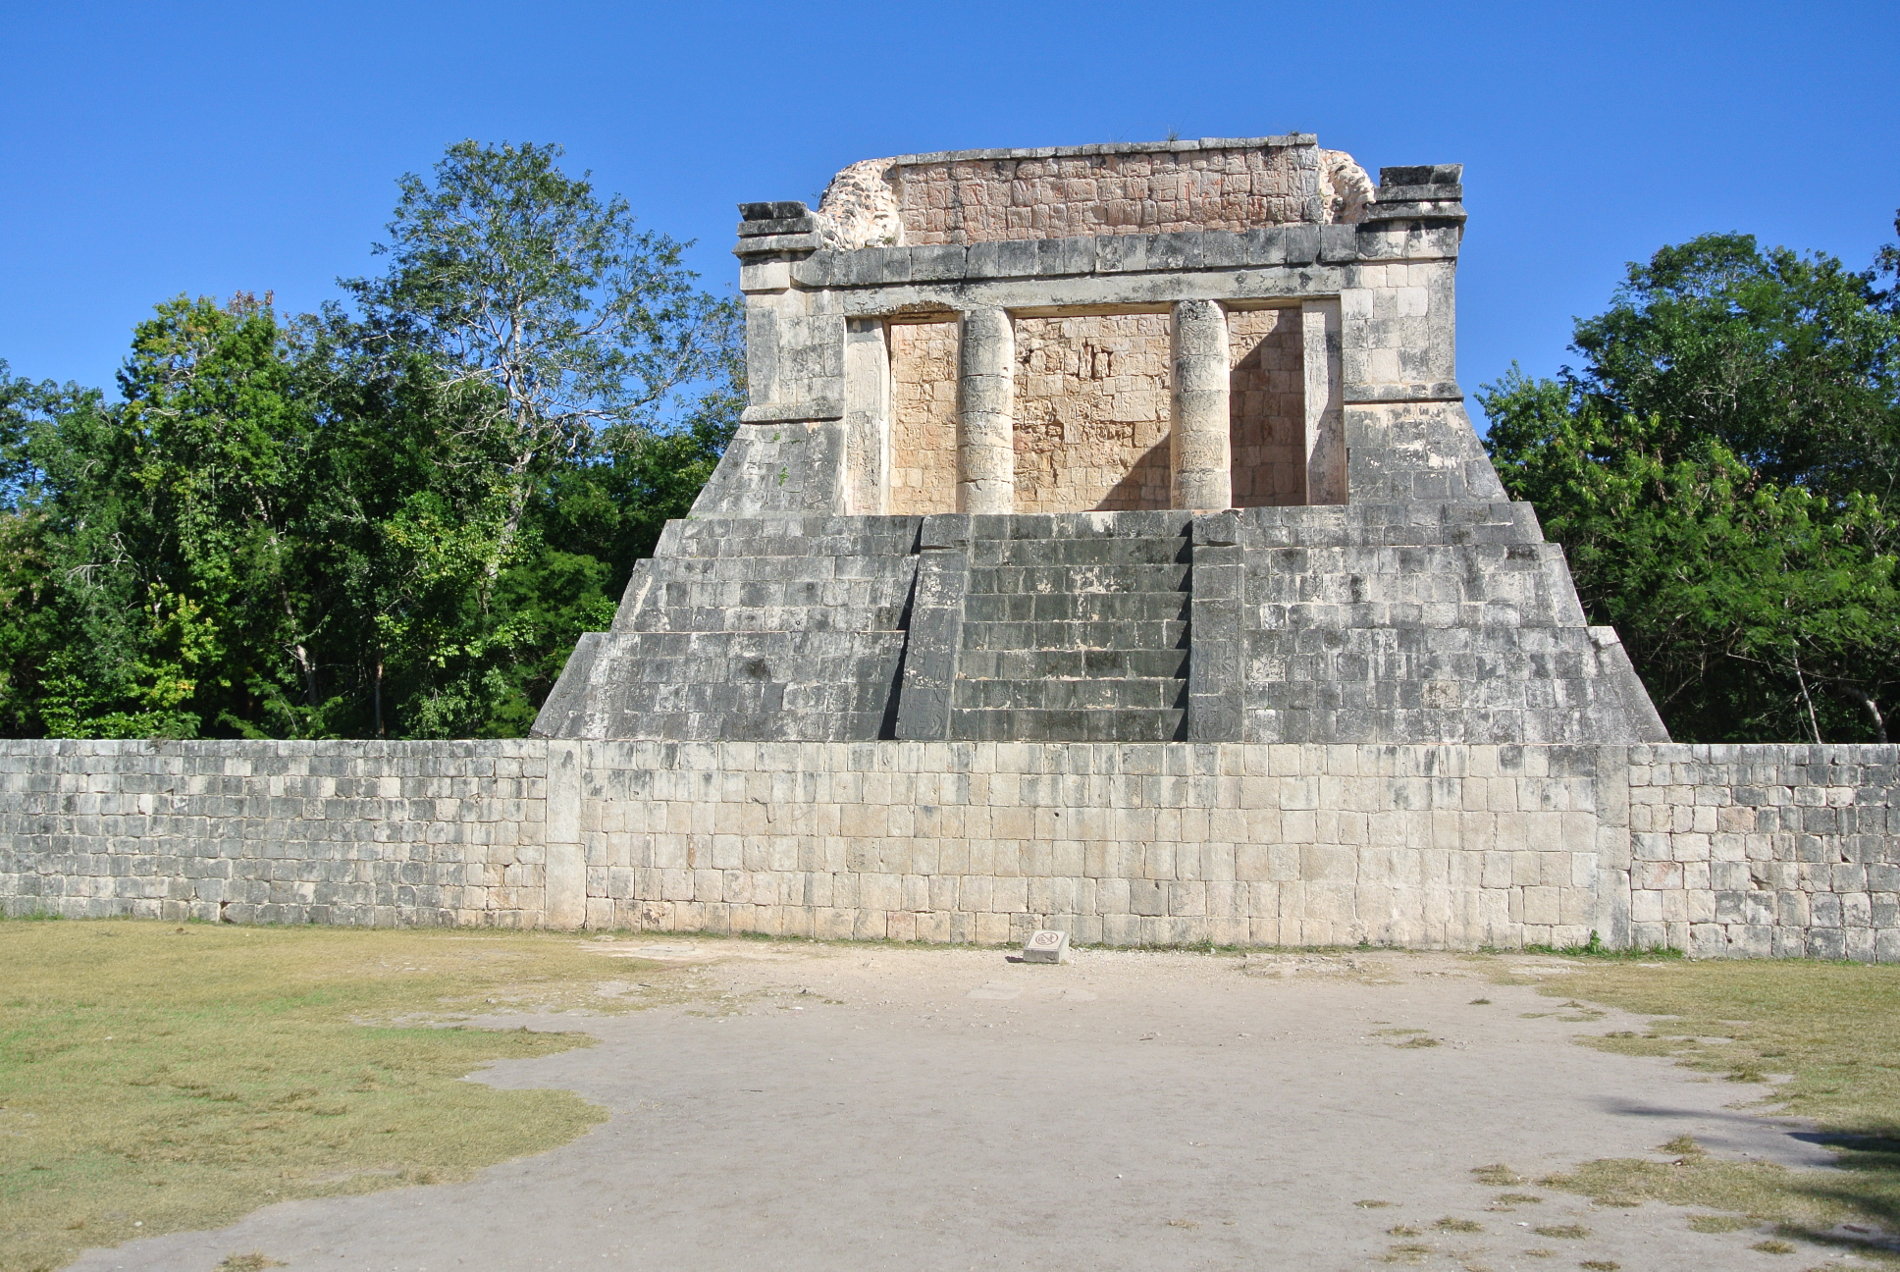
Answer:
[0, 142, 740, 740]
[1482, 219, 1900, 742]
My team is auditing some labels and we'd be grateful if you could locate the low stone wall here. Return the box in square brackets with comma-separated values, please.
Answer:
[580, 741, 1608, 949]
[2, 739, 1894, 959]
[0, 740, 554, 927]
[1625, 744, 1900, 960]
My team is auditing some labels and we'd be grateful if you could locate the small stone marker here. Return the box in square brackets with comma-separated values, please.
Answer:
[1022, 929, 1070, 964]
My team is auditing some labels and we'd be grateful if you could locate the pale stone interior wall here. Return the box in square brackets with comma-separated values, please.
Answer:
[1227, 308, 1307, 507]
[898, 147, 1315, 245]
[886, 320, 959, 515]
[1012, 312, 1173, 514]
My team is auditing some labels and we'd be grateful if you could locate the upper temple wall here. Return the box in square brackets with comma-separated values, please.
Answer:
[813, 137, 1375, 249]
[714, 138, 1474, 519]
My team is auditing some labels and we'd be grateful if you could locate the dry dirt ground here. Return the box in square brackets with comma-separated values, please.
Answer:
[67, 942, 1875, 1271]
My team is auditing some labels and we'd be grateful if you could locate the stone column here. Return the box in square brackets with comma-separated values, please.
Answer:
[1301, 299, 1347, 505]
[956, 307, 1015, 514]
[842, 318, 891, 514]
[1170, 299, 1232, 511]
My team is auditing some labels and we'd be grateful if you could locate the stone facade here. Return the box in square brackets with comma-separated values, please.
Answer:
[1625, 745, 1900, 959]
[811, 139, 1370, 250]
[5, 739, 1897, 960]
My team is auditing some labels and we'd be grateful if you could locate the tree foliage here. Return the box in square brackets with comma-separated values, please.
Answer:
[0, 142, 739, 740]
[1483, 225, 1900, 742]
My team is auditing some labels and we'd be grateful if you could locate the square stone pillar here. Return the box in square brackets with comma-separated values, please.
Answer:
[1170, 299, 1232, 511]
[957, 307, 1015, 514]
[1301, 299, 1346, 505]
[842, 318, 891, 514]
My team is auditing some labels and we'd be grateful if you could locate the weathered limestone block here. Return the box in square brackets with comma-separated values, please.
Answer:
[1013, 313, 1171, 513]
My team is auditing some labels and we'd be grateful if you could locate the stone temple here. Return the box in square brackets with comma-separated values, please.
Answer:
[534, 135, 1667, 748]
[16, 137, 1898, 958]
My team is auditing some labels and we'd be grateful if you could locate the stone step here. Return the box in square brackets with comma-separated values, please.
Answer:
[597, 628, 907, 668]
[966, 510, 1195, 540]
[960, 619, 1190, 652]
[952, 676, 1187, 711]
[949, 707, 1187, 742]
[608, 709, 892, 742]
[629, 603, 911, 633]
[653, 555, 919, 585]
[958, 647, 1191, 680]
[964, 563, 1192, 595]
[1237, 503, 1541, 548]
[1253, 600, 1580, 630]
[970, 535, 1190, 567]
[605, 676, 898, 715]
[664, 515, 922, 557]
[963, 591, 1188, 624]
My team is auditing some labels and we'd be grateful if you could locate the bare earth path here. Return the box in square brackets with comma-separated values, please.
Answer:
[71, 944, 1864, 1271]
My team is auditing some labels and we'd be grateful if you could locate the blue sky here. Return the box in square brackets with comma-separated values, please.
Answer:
[4, 0, 1896, 425]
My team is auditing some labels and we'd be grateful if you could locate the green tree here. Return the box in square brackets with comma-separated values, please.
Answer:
[340, 140, 740, 591]
[322, 139, 742, 736]
[1483, 225, 1900, 742]
[1, 297, 335, 738]
[0, 141, 741, 741]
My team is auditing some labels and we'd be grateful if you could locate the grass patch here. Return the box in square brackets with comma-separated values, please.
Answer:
[1530, 1223, 1590, 1239]
[1471, 1164, 1527, 1187]
[1534, 959, 1900, 1257]
[0, 918, 687, 1272]
[1687, 1213, 1757, 1233]
[1433, 1216, 1483, 1232]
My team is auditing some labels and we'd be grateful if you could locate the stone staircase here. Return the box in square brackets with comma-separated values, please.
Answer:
[950, 514, 1193, 741]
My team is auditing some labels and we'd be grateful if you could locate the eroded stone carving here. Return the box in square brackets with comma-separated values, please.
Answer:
[1320, 149, 1373, 224]
[815, 157, 904, 249]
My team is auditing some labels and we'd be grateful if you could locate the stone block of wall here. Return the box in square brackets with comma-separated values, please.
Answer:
[895, 141, 1322, 245]
[1227, 307, 1305, 507]
[576, 740, 1606, 951]
[0, 740, 554, 927]
[1012, 313, 1172, 513]
[7, 739, 1896, 961]
[1627, 744, 1900, 959]
[887, 319, 959, 515]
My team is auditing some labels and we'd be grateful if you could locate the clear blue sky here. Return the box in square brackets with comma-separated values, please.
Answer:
[4, 0, 1896, 426]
